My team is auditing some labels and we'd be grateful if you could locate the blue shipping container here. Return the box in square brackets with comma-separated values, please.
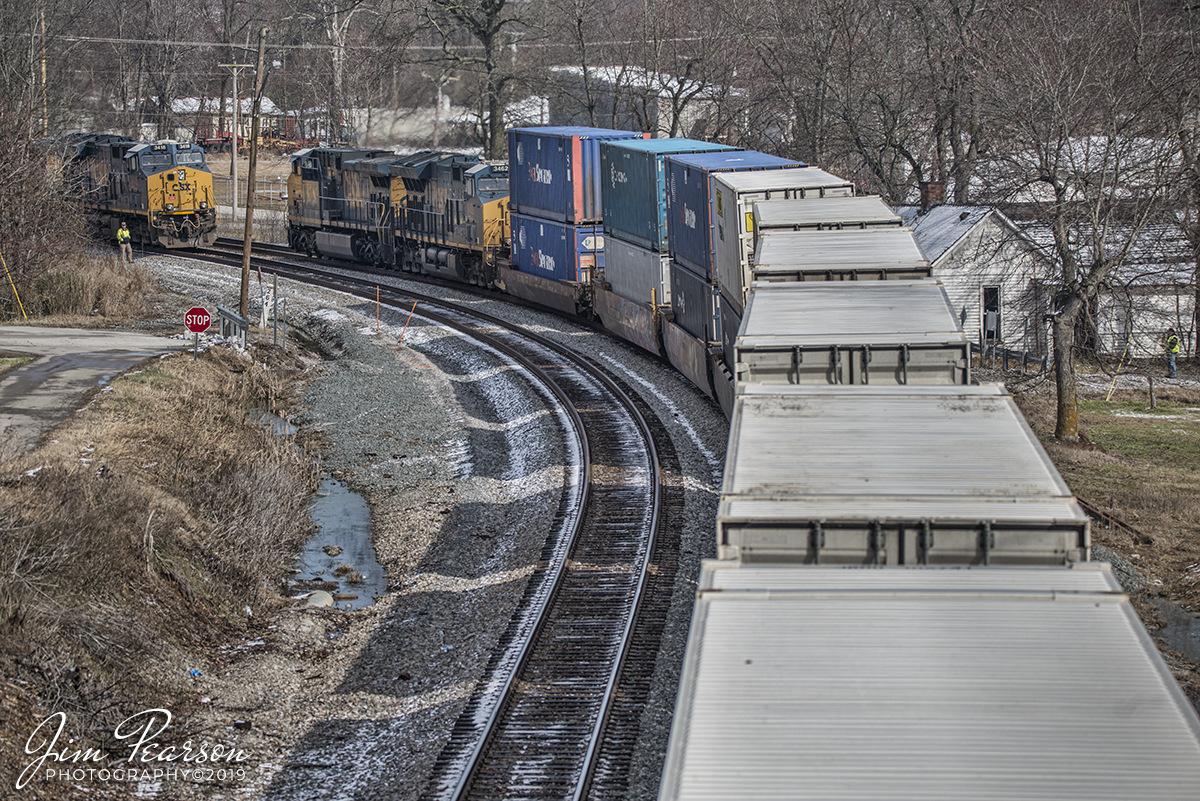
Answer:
[600, 138, 738, 252]
[509, 127, 648, 224]
[512, 212, 605, 283]
[666, 151, 805, 278]
[670, 259, 722, 343]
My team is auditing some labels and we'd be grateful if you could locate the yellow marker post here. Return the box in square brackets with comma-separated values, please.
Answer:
[1, 251, 27, 320]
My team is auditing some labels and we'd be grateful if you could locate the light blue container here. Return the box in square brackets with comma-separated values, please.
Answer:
[508, 127, 647, 224]
[600, 138, 738, 252]
[666, 151, 805, 278]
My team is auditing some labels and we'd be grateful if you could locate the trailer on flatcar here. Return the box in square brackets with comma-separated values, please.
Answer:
[659, 561, 1200, 801]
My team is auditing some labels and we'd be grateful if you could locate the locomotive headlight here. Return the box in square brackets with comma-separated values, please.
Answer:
[165, 203, 175, 211]
[199, 201, 208, 209]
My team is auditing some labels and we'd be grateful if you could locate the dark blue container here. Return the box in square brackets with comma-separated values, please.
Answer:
[509, 127, 648, 224]
[600, 138, 738, 252]
[666, 151, 805, 277]
[669, 259, 722, 343]
[512, 212, 605, 283]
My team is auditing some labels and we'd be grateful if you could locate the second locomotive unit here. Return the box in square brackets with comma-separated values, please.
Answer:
[64, 134, 219, 248]
[286, 147, 510, 287]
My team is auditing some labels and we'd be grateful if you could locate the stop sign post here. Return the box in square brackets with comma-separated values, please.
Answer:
[185, 306, 211, 359]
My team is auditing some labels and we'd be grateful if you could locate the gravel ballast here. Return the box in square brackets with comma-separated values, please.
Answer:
[137, 255, 728, 801]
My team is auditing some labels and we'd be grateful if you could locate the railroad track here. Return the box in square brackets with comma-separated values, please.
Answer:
[181, 243, 685, 800]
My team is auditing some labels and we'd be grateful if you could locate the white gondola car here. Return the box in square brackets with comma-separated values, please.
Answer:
[659, 561, 1200, 801]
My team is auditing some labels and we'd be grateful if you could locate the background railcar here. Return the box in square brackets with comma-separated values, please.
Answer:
[65, 135, 218, 248]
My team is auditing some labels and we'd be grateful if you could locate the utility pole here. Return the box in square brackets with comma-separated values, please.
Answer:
[239, 27, 268, 319]
[40, 11, 46, 136]
[218, 61, 254, 222]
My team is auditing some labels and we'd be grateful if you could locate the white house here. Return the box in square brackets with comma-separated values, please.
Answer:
[897, 205, 1054, 355]
[1015, 221, 1197, 360]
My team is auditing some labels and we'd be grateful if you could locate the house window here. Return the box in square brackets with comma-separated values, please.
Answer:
[982, 286, 1001, 341]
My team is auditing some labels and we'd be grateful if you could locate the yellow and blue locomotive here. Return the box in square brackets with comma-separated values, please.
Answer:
[65, 135, 219, 248]
[286, 147, 509, 286]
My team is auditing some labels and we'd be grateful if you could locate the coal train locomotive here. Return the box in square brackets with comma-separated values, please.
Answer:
[62, 134, 219, 248]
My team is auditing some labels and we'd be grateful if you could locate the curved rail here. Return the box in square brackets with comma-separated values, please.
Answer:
[176, 245, 673, 800]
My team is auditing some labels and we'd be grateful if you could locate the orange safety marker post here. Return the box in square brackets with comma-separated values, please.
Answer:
[398, 300, 418, 343]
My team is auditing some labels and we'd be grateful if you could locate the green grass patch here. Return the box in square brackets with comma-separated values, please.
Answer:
[1077, 399, 1200, 463]
[0, 356, 30, 377]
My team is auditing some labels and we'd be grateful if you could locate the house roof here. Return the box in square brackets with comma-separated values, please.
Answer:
[1015, 220, 1195, 285]
[896, 205, 995, 265]
[171, 96, 282, 116]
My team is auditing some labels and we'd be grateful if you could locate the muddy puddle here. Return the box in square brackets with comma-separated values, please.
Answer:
[250, 409, 386, 609]
[1154, 598, 1200, 665]
[294, 478, 387, 610]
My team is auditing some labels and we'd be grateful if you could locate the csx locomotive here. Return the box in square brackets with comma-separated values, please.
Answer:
[63, 134, 219, 248]
[286, 148, 510, 287]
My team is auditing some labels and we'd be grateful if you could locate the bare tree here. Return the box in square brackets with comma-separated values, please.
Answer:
[415, 0, 531, 156]
[981, 0, 1178, 440]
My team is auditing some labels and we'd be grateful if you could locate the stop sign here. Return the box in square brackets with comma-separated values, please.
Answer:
[184, 306, 211, 333]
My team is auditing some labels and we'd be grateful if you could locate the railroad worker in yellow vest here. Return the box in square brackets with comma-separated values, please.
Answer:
[117, 222, 133, 264]
[1164, 328, 1181, 379]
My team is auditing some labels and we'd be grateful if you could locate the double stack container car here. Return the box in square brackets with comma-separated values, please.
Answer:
[659, 561, 1200, 801]
[718, 383, 1090, 565]
[505, 127, 647, 312]
[599, 138, 737, 306]
[731, 280, 970, 386]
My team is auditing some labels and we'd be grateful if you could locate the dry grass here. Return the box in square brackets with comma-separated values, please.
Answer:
[333, 564, 364, 584]
[0, 343, 318, 790]
[1012, 374, 1200, 704]
[3, 252, 155, 324]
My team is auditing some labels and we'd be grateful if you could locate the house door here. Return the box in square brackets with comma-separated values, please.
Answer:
[983, 286, 1001, 343]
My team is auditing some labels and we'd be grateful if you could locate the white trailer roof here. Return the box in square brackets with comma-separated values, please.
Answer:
[738, 280, 965, 348]
[754, 228, 928, 271]
[721, 384, 1084, 525]
[711, 167, 854, 194]
[659, 561, 1200, 801]
[753, 195, 901, 229]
